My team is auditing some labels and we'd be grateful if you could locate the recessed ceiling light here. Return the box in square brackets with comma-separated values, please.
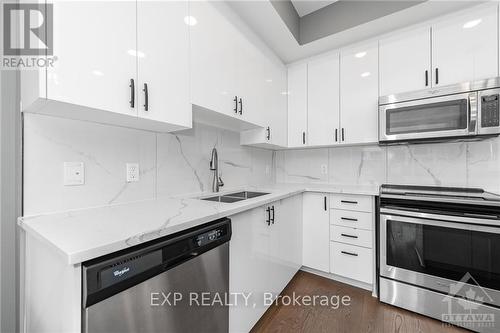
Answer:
[265, 79, 273, 83]
[355, 51, 367, 58]
[281, 91, 289, 95]
[92, 70, 104, 76]
[184, 16, 197, 26]
[127, 49, 145, 58]
[463, 19, 481, 29]
[361, 72, 371, 78]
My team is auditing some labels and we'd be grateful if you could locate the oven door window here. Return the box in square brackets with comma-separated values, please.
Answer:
[386, 99, 468, 135]
[387, 220, 500, 290]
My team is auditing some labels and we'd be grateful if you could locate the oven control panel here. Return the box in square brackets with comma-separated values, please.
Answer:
[481, 94, 500, 128]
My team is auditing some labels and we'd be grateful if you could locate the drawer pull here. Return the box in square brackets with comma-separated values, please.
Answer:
[341, 233, 358, 239]
[341, 217, 358, 222]
[341, 250, 358, 257]
[341, 200, 358, 204]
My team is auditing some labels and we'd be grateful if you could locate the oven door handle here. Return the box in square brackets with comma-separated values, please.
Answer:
[380, 212, 500, 234]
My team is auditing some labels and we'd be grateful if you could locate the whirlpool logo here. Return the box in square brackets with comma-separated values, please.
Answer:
[113, 267, 130, 278]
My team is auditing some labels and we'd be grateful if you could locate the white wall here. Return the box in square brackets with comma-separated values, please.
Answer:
[276, 138, 500, 195]
[23, 114, 274, 216]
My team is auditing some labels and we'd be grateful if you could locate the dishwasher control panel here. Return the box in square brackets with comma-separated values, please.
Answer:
[196, 228, 225, 247]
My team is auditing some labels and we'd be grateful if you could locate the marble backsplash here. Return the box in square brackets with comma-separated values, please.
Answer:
[23, 114, 273, 215]
[275, 137, 500, 195]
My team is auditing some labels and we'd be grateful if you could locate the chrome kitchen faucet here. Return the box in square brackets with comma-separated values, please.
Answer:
[209, 148, 224, 192]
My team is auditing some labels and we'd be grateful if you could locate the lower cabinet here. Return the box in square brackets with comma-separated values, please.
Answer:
[302, 192, 330, 272]
[229, 195, 302, 332]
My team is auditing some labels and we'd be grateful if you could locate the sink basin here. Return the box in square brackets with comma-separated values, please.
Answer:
[200, 191, 270, 203]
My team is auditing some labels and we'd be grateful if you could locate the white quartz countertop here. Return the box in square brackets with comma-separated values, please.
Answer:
[18, 184, 379, 265]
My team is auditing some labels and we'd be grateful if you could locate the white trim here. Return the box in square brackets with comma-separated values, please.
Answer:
[300, 266, 376, 296]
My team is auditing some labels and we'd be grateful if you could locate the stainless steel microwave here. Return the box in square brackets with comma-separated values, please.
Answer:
[379, 78, 500, 143]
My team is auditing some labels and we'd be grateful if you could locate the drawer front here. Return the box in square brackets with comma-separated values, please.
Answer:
[330, 225, 372, 248]
[330, 209, 373, 230]
[330, 194, 373, 212]
[330, 242, 373, 284]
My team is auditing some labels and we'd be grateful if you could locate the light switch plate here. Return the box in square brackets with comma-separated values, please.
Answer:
[126, 163, 140, 182]
[64, 162, 84, 186]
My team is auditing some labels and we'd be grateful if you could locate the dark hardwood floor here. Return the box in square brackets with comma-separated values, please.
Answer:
[251, 271, 469, 333]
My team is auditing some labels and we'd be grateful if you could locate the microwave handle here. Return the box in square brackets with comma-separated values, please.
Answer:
[468, 93, 478, 133]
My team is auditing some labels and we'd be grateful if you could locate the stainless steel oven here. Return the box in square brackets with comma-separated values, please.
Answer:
[378, 185, 500, 333]
[379, 78, 500, 143]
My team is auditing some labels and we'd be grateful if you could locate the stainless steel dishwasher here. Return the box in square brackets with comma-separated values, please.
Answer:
[82, 218, 231, 333]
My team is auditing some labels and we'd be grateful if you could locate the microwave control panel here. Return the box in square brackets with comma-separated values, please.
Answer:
[481, 94, 499, 128]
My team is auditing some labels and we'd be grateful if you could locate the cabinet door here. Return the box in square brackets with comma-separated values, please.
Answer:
[302, 193, 330, 272]
[136, 0, 191, 128]
[229, 207, 270, 333]
[379, 27, 431, 96]
[432, 5, 498, 87]
[307, 54, 340, 146]
[48, 0, 136, 115]
[287, 63, 308, 147]
[278, 195, 303, 277]
[340, 42, 379, 145]
[190, 1, 237, 116]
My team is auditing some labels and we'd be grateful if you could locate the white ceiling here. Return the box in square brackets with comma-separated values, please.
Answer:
[291, 0, 338, 17]
[227, 1, 480, 64]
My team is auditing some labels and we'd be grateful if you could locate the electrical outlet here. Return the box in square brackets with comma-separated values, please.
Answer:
[64, 162, 84, 186]
[321, 164, 328, 175]
[126, 163, 140, 182]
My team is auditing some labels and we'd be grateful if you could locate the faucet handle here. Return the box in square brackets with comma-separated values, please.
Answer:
[218, 177, 224, 187]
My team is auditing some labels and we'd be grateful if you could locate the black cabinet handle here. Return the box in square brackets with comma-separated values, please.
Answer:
[341, 128, 345, 142]
[425, 70, 429, 87]
[335, 128, 338, 142]
[302, 132, 306, 144]
[324, 196, 327, 211]
[271, 205, 275, 224]
[341, 200, 357, 204]
[341, 251, 358, 257]
[341, 217, 358, 222]
[341, 233, 358, 239]
[129, 78, 135, 108]
[266, 207, 271, 226]
[233, 96, 238, 113]
[143, 83, 148, 111]
[435, 68, 439, 85]
[266, 126, 271, 140]
[238, 98, 243, 115]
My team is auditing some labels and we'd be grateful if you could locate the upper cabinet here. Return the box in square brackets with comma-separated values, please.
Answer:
[28, 0, 192, 132]
[432, 5, 498, 87]
[48, 1, 137, 117]
[379, 27, 431, 96]
[136, 0, 191, 127]
[307, 54, 340, 146]
[340, 42, 379, 145]
[190, 1, 270, 131]
[380, 4, 498, 96]
[287, 63, 308, 147]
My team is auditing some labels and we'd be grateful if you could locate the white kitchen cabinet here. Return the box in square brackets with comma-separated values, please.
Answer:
[240, 56, 288, 148]
[432, 5, 498, 87]
[136, 0, 191, 128]
[287, 63, 308, 147]
[190, 1, 238, 119]
[34, 0, 191, 132]
[340, 42, 378, 145]
[229, 196, 302, 333]
[307, 54, 340, 146]
[48, 0, 137, 116]
[302, 193, 330, 273]
[330, 242, 373, 284]
[379, 27, 431, 96]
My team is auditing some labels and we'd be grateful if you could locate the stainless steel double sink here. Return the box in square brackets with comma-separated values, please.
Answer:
[200, 191, 270, 203]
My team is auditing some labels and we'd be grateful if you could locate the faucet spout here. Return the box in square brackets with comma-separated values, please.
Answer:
[210, 148, 224, 192]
